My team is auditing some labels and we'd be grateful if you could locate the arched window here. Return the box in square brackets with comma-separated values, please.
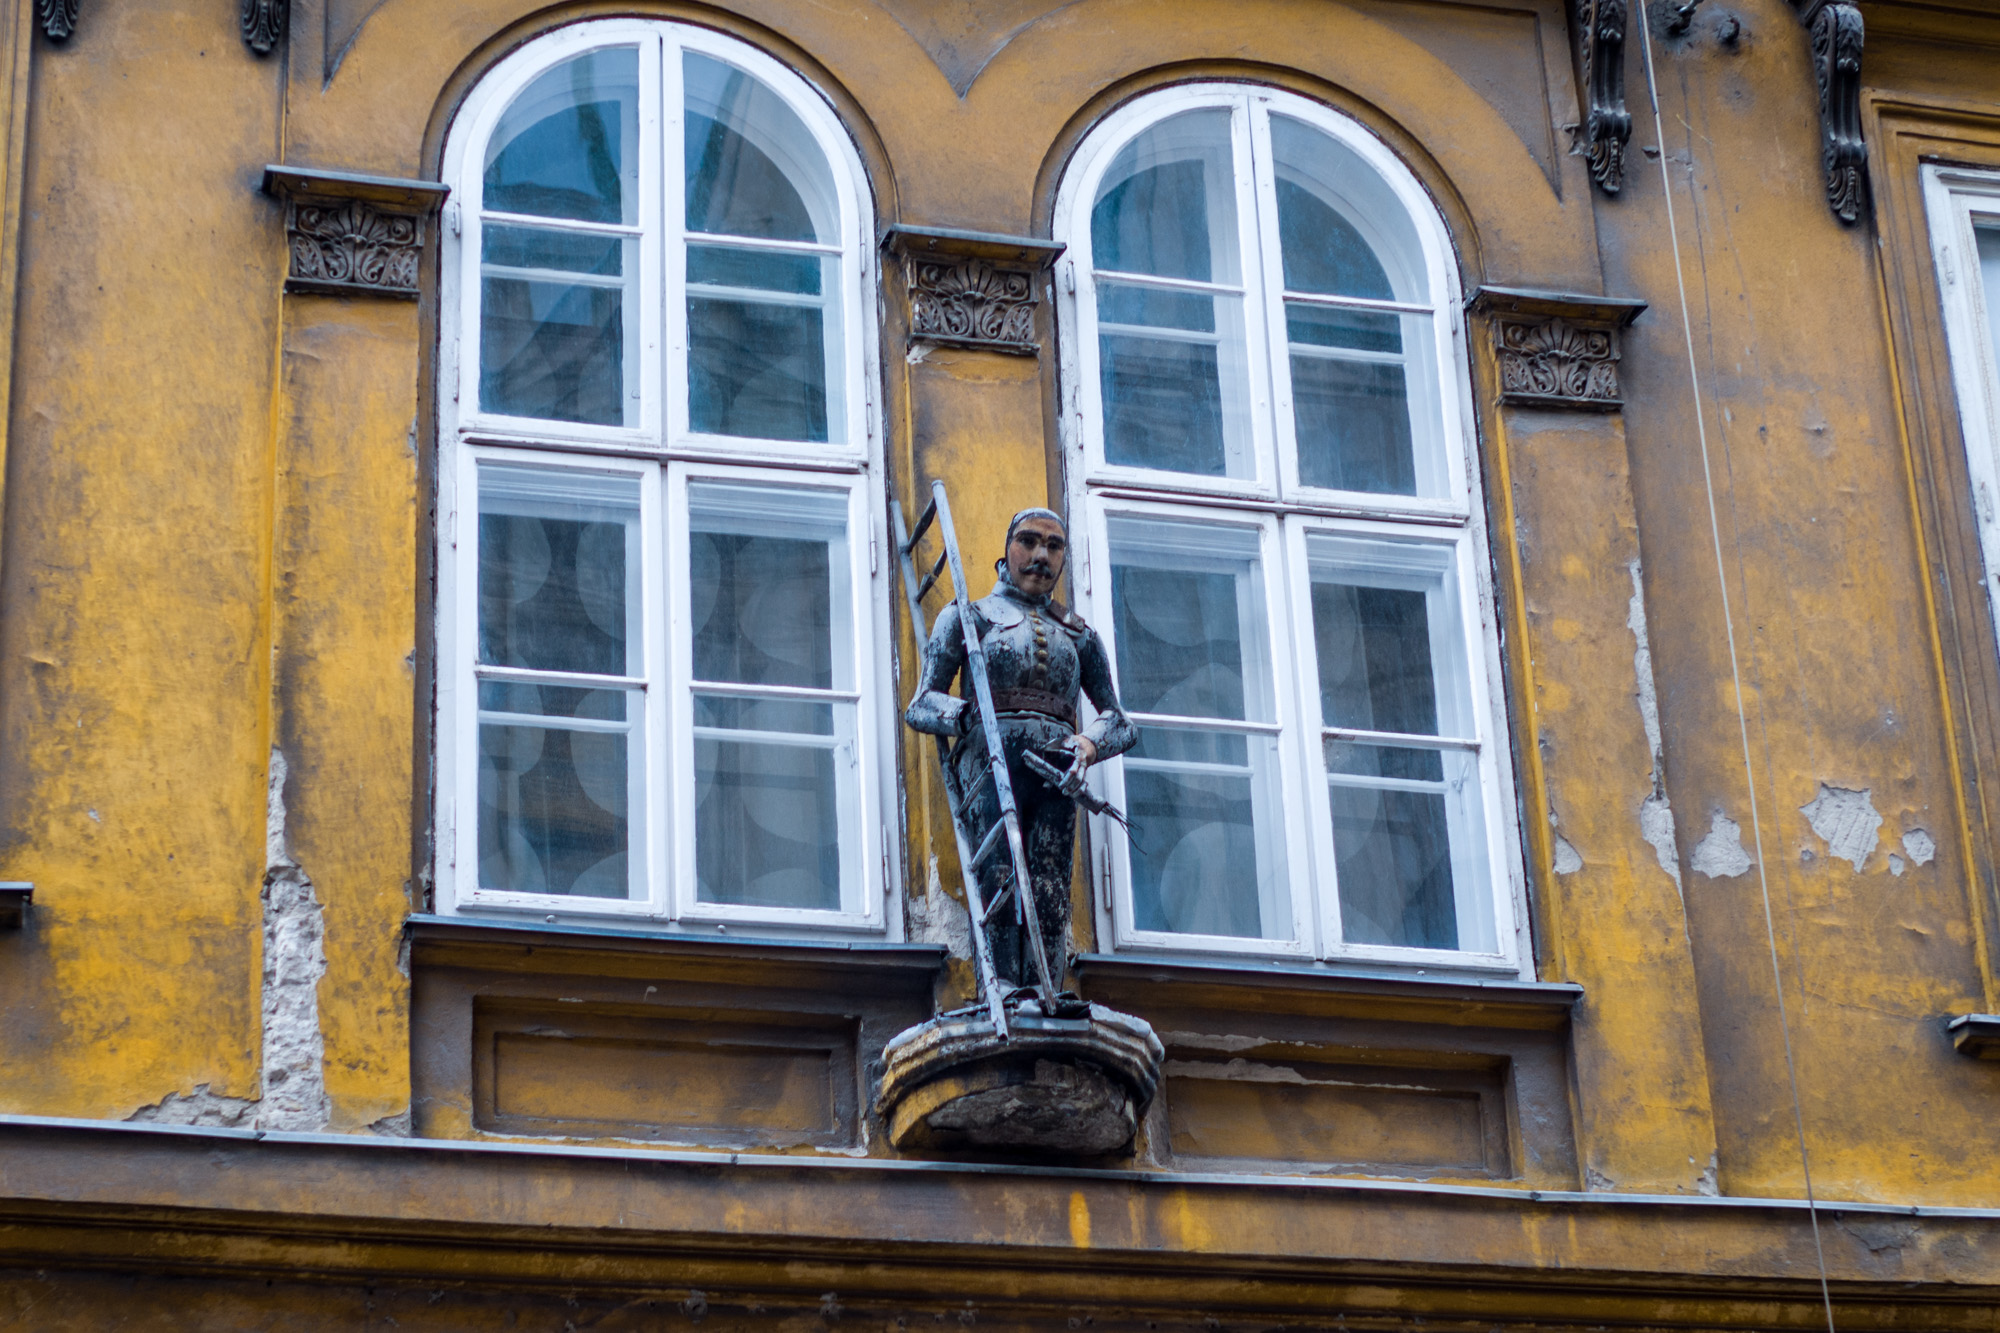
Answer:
[1055, 85, 1525, 971]
[435, 21, 890, 933]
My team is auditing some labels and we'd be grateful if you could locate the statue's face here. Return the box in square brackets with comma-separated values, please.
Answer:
[1007, 516, 1067, 599]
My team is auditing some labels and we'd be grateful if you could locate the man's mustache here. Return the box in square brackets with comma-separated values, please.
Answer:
[1021, 559, 1054, 576]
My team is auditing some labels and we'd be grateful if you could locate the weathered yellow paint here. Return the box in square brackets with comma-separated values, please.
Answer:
[6, 1, 2000, 1318]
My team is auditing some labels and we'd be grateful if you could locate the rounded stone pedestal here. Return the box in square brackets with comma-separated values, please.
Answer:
[876, 1001, 1165, 1156]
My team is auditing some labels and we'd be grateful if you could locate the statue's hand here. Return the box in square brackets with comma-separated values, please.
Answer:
[1057, 735, 1096, 797]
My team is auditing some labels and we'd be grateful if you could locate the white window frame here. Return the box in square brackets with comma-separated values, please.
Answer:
[1926, 164, 2000, 676]
[434, 19, 894, 935]
[1055, 82, 1527, 974]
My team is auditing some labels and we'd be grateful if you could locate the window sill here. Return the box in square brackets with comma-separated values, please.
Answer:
[1071, 953, 1580, 1030]
[406, 912, 943, 989]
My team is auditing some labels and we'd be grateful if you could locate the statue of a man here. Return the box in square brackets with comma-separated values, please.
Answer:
[906, 508, 1138, 994]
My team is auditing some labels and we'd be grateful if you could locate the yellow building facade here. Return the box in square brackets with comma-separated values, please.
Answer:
[2, 0, 2000, 1324]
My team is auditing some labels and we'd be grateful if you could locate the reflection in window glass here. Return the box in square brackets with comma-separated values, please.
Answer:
[1108, 516, 1290, 941]
[475, 467, 644, 900]
[688, 484, 855, 912]
[1091, 110, 1253, 478]
[1307, 534, 1490, 954]
[483, 48, 638, 225]
[480, 230, 636, 426]
[684, 52, 838, 243]
[687, 246, 837, 443]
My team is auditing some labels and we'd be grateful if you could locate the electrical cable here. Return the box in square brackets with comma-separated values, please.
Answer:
[1632, 12, 1839, 1331]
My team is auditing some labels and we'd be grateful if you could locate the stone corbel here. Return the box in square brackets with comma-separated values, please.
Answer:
[883, 225, 1065, 356]
[1792, 0, 1867, 224]
[1468, 287, 1648, 411]
[261, 166, 449, 299]
[1573, 0, 1632, 195]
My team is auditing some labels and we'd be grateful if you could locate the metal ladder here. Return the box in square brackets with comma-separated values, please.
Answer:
[892, 480, 1061, 1040]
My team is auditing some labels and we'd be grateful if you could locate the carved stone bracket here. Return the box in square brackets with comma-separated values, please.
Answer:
[1468, 287, 1647, 411]
[36, 0, 76, 42]
[242, 0, 286, 55]
[1573, 0, 1632, 195]
[1793, 0, 1867, 223]
[261, 166, 449, 299]
[883, 225, 1065, 356]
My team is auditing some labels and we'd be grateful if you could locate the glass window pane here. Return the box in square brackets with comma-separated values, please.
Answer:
[1328, 745, 1490, 952]
[1311, 580, 1439, 735]
[480, 227, 636, 426]
[685, 51, 839, 243]
[1090, 110, 1254, 479]
[694, 692, 852, 911]
[1979, 225, 2000, 368]
[1091, 110, 1241, 284]
[1124, 726, 1290, 940]
[687, 244, 839, 443]
[1106, 514, 1292, 941]
[478, 466, 642, 677]
[483, 48, 638, 225]
[1098, 280, 1251, 477]
[1106, 515, 1273, 722]
[1268, 115, 1427, 304]
[688, 483, 852, 689]
[477, 687, 640, 900]
[686, 483, 858, 915]
[1307, 534, 1493, 954]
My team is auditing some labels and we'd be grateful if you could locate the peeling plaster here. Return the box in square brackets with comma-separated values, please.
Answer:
[367, 1110, 413, 1137]
[1695, 1154, 1720, 1196]
[1799, 784, 1883, 872]
[1903, 828, 1936, 866]
[1627, 563, 1682, 891]
[1552, 832, 1584, 875]
[906, 854, 973, 960]
[261, 748, 330, 1132]
[1690, 812, 1753, 879]
[125, 1083, 256, 1127]
[1889, 854, 1906, 877]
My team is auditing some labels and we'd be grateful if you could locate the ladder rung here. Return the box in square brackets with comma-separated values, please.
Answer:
[969, 817, 1007, 869]
[905, 497, 938, 552]
[982, 883, 1014, 923]
[914, 549, 948, 601]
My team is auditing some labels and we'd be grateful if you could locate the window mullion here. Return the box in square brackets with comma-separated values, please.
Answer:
[661, 35, 689, 454]
[1243, 97, 1300, 505]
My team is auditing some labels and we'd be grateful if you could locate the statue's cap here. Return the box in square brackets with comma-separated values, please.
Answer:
[1004, 508, 1066, 545]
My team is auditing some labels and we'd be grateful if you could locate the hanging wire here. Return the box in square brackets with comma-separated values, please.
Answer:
[1631, 11, 1839, 1331]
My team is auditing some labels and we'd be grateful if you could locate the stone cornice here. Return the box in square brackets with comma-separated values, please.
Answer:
[0, 1115, 1998, 1324]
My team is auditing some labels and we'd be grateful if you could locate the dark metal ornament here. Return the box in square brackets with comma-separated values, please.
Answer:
[242, 0, 285, 55]
[1798, 0, 1866, 223]
[1575, 0, 1632, 195]
[36, 0, 77, 42]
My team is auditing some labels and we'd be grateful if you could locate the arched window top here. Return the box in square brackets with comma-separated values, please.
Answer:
[1057, 82, 1468, 506]
[443, 19, 873, 457]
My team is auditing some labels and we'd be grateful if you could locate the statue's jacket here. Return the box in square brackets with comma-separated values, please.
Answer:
[905, 577, 1138, 784]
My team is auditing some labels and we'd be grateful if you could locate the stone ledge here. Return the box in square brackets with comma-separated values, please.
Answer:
[0, 1115, 1996, 1326]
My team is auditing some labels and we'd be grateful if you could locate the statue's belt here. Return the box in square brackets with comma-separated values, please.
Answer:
[985, 688, 1077, 728]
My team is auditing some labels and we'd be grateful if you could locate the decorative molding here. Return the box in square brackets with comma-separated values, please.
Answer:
[36, 0, 75, 42]
[261, 166, 449, 299]
[1795, 0, 1867, 223]
[1467, 287, 1647, 411]
[1573, 0, 1632, 194]
[882, 225, 1064, 356]
[241, 0, 285, 55]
